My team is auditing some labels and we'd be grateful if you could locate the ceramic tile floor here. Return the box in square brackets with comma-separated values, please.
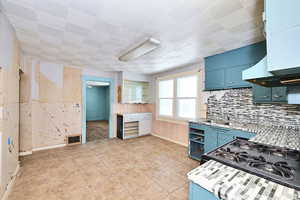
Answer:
[8, 136, 199, 200]
[87, 120, 109, 141]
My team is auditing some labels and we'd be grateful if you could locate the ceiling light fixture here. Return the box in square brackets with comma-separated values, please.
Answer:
[119, 38, 161, 62]
[87, 81, 110, 86]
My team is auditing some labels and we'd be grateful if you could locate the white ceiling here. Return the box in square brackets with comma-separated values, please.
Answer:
[0, 0, 264, 74]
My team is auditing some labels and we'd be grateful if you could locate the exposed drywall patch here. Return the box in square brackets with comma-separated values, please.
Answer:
[32, 102, 81, 149]
[0, 11, 20, 199]
[63, 67, 82, 103]
[31, 60, 39, 100]
[39, 72, 63, 103]
[40, 62, 63, 88]
[0, 13, 14, 69]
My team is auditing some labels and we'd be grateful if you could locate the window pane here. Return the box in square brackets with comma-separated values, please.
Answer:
[136, 85, 142, 102]
[177, 76, 197, 97]
[159, 80, 173, 98]
[178, 99, 196, 119]
[159, 99, 173, 116]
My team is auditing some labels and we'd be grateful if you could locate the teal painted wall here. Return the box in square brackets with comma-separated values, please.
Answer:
[86, 86, 109, 121]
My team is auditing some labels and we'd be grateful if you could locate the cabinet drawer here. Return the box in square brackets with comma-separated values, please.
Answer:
[124, 121, 139, 128]
[124, 113, 152, 122]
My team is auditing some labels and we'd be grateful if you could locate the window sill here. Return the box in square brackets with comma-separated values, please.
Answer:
[156, 117, 189, 125]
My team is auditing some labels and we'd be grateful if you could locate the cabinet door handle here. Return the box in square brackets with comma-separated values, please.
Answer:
[259, 96, 268, 98]
[228, 82, 234, 84]
[273, 95, 282, 98]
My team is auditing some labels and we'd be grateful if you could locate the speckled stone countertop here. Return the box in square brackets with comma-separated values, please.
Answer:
[188, 161, 300, 200]
[188, 123, 300, 200]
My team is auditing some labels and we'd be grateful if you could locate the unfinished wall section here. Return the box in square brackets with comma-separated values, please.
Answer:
[20, 59, 82, 152]
[19, 61, 156, 153]
[0, 12, 21, 199]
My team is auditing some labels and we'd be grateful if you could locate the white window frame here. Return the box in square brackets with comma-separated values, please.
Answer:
[156, 71, 200, 123]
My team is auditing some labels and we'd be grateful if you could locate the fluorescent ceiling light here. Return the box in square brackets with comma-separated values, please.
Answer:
[119, 38, 161, 62]
[87, 81, 110, 86]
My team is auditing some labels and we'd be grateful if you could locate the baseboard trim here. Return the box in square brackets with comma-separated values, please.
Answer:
[32, 144, 66, 152]
[1, 163, 20, 200]
[19, 151, 33, 156]
[151, 133, 188, 147]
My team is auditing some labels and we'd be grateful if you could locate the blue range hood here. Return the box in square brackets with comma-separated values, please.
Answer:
[242, 56, 273, 80]
[242, 56, 300, 87]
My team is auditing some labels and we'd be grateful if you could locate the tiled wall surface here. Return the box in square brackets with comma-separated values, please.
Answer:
[206, 88, 300, 127]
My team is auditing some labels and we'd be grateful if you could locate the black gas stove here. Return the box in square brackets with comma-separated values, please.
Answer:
[202, 138, 300, 190]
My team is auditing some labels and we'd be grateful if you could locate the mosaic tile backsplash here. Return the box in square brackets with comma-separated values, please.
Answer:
[206, 88, 300, 127]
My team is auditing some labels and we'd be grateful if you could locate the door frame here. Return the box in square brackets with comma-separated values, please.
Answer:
[82, 75, 115, 143]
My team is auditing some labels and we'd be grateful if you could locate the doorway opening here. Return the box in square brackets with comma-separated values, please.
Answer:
[86, 81, 109, 142]
[82, 76, 114, 144]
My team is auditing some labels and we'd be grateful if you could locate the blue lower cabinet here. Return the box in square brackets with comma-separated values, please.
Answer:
[190, 123, 257, 157]
[204, 127, 256, 153]
[189, 182, 219, 200]
[217, 131, 235, 147]
[204, 128, 218, 153]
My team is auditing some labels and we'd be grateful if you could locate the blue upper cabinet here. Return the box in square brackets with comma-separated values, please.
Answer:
[225, 64, 253, 88]
[266, 0, 300, 75]
[205, 69, 225, 90]
[205, 41, 266, 91]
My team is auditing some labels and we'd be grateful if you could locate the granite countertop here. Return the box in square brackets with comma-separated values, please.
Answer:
[190, 119, 300, 137]
[188, 161, 300, 200]
[188, 124, 300, 200]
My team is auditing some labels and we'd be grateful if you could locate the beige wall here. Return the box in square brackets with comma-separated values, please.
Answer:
[20, 60, 83, 151]
[151, 63, 207, 147]
[19, 58, 153, 152]
[0, 12, 21, 198]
